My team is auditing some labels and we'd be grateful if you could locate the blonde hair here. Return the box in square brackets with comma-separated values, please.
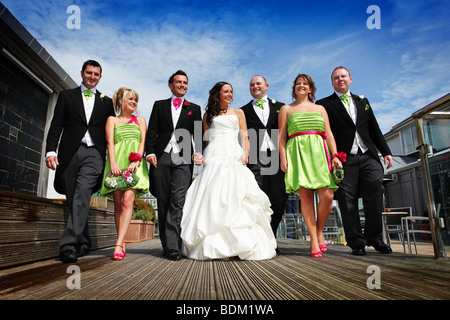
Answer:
[113, 87, 139, 113]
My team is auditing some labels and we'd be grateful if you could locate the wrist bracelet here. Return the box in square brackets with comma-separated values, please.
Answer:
[129, 152, 142, 162]
[332, 152, 347, 163]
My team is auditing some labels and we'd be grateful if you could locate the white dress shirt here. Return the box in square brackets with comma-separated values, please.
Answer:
[335, 91, 368, 154]
[80, 83, 96, 147]
[164, 95, 184, 154]
[253, 96, 276, 151]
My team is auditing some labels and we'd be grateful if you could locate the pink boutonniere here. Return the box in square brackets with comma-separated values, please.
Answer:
[184, 101, 190, 106]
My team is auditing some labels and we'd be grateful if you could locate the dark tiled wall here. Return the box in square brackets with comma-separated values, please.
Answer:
[0, 54, 49, 195]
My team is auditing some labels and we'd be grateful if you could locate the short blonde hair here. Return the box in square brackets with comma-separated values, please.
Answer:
[113, 87, 139, 113]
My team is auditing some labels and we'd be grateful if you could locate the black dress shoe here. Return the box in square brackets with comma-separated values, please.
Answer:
[78, 247, 90, 257]
[370, 242, 392, 254]
[167, 250, 182, 261]
[352, 246, 366, 256]
[60, 250, 78, 263]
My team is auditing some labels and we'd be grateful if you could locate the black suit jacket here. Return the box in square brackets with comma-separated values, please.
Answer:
[241, 98, 284, 153]
[45, 86, 115, 194]
[145, 98, 202, 196]
[316, 93, 391, 160]
[145, 98, 203, 159]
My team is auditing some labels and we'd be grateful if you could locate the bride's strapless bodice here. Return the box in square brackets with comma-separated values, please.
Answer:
[208, 115, 240, 142]
[204, 115, 244, 165]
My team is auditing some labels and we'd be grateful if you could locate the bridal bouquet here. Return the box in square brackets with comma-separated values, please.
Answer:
[104, 170, 139, 190]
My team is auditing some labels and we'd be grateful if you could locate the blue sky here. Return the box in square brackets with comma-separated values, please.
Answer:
[3, 0, 450, 133]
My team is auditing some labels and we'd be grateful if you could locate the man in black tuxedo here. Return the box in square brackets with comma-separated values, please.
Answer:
[145, 70, 203, 260]
[46, 60, 115, 263]
[316, 66, 393, 255]
[241, 75, 288, 244]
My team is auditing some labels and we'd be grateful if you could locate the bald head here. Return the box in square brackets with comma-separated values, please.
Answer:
[249, 75, 269, 99]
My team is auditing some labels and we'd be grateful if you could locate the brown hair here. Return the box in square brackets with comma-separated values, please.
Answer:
[205, 81, 232, 127]
[292, 74, 317, 102]
[331, 66, 351, 80]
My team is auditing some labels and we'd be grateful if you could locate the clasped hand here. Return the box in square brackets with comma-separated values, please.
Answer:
[110, 161, 139, 176]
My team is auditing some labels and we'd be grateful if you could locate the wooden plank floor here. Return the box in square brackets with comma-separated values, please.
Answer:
[1, 238, 449, 301]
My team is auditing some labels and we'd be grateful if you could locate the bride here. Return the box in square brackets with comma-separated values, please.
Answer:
[180, 81, 277, 260]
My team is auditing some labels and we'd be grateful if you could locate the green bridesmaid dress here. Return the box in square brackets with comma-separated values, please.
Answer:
[100, 117, 149, 198]
[285, 112, 338, 193]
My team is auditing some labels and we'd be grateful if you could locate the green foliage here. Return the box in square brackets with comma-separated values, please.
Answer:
[132, 198, 157, 222]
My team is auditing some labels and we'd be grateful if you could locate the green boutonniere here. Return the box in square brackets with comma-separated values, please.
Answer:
[100, 94, 108, 101]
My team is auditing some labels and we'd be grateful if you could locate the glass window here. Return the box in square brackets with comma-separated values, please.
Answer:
[401, 126, 418, 154]
[424, 119, 450, 153]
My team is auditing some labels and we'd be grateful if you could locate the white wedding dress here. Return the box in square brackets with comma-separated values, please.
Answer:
[181, 115, 277, 260]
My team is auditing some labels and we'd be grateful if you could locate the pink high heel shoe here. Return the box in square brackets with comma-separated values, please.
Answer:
[112, 245, 124, 261]
[319, 244, 327, 253]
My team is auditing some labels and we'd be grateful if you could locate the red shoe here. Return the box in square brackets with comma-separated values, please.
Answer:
[112, 245, 124, 260]
[319, 244, 327, 253]
[311, 251, 323, 258]
[123, 242, 127, 256]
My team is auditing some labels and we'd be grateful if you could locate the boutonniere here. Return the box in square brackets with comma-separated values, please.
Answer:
[100, 94, 108, 101]
[182, 100, 190, 110]
[271, 99, 276, 104]
[355, 94, 365, 101]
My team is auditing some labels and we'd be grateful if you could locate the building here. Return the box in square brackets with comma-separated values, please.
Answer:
[0, 3, 76, 197]
[383, 93, 450, 251]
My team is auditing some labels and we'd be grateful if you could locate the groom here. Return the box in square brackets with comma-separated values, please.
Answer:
[145, 70, 203, 260]
[241, 75, 288, 243]
[316, 66, 393, 255]
[45, 60, 115, 263]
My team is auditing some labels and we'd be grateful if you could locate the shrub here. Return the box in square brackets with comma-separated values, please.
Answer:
[132, 198, 157, 222]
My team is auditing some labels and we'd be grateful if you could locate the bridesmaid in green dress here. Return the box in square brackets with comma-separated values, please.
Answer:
[101, 87, 149, 260]
[279, 74, 343, 258]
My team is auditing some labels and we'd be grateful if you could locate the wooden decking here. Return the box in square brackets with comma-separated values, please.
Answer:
[1, 238, 449, 302]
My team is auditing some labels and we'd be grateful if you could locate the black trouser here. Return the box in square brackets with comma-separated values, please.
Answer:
[151, 151, 192, 253]
[335, 151, 384, 249]
[59, 144, 103, 253]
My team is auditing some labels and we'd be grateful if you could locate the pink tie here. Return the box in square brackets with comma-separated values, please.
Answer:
[173, 98, 182, 110]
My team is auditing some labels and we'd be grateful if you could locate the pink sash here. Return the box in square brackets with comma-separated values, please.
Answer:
[127, 115, 139, 125]
[289, 131, 331, 172]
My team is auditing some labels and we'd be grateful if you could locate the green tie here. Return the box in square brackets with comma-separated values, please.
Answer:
[256, 99, 264, 110]
[84, 89, 93, 101]
[340, 94, 350, 107]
